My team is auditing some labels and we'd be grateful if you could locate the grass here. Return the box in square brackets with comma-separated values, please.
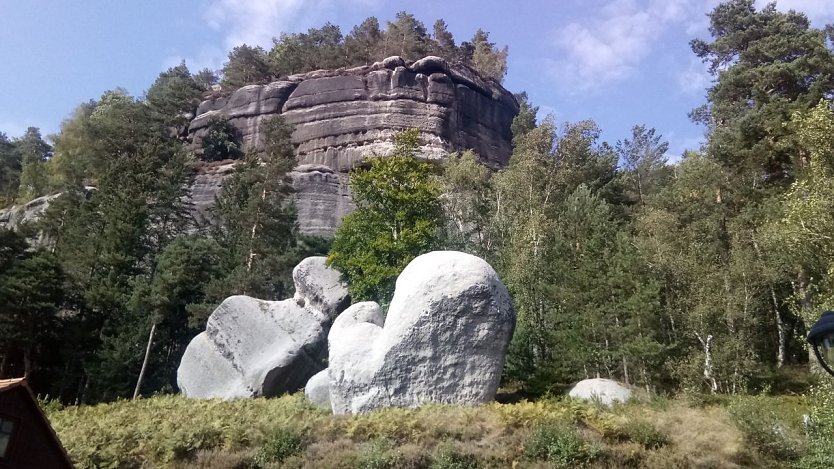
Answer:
[45, 393, 810, 468]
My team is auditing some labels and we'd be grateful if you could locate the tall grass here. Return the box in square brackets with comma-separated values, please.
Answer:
[45, 393, 809, 468]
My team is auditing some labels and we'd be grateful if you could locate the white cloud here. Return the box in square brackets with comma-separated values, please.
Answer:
[549, 0, 694, 92]
[162, 46, 227, 74]
[203, 0, 378, 50]
[677, 58, 712, 96]
[756, 0, 834, 25]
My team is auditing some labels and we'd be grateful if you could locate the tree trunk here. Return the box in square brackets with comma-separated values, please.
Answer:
[751, 236, 787, 367]
[133, 323, 157, 400]
[697, 333, 718, 393]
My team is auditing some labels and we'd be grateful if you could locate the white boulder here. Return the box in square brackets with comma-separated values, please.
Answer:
[568, 378, 632, 406]
[304, 368, 331, 409]
[177, 257, 348, 399]
[328, 251, 515, 414]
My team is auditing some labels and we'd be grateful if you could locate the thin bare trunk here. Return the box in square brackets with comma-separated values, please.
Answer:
[133, 323, 157, 400]
[697, 333, 718, 393]
[751, 236, 787, 367]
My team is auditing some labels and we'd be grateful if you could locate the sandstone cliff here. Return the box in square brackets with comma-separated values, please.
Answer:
[188, 56, 518, 236]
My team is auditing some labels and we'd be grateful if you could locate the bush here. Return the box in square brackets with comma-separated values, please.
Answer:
[797, 381, 834, 469]
[358, 438, 400, 469]
[728, 395, 804, 462]
[200, 116, 243, 162]
[524, 423, 600, 467]
[252, 428, 304, 467]
[431, 442, 479, 469]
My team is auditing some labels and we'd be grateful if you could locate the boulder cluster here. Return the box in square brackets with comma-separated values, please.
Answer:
[178, 251, 517, 414]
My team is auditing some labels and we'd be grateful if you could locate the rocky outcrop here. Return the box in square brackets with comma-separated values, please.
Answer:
[327, 251, 516, 415]
[0, 193, 62, 232]
[188, 56, 518, 235]
[177, 257, 349, 399]
[188, 162, 237, 227]
[568, 379, 632, 406]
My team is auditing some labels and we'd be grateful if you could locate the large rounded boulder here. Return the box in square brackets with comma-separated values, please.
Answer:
[177, 257, 348, 399]
[328, 251, 516, 414]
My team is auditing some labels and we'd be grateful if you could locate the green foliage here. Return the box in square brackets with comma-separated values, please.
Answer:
[728, 395, 805, 462]
[200, 116, 243, 162]
[358, 438, 401, 469]
[16, 126, 52, 201]
[0, 132, 21, 206]
[207, 115, 304, 301]
[0, 233, 65, 379]
[430, 442, 479, 469]
[691, 0, 834, 186]
[524, 422, 601, 467]
[468, 29, 509, 82]
[48, 394, 784, 469]
[253, 428, 304, 466]
[221, 44, 271, 89]
[798, 381, 834, 468]
[327, 129, 443, 304]
[145, 61, 204, 134]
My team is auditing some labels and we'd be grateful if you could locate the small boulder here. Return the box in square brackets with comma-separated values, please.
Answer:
[304, 369, 331, 409]
[177, 257, 349, 399]
[568, 378, 632, 406]
[328, 251, 515, 414]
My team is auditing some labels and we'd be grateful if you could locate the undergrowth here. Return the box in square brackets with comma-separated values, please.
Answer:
[45, 393, 810, 468]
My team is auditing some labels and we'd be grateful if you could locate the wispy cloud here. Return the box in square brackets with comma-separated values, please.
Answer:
[548, 0, 693, 92]
[550, 0, 832, 94]
[203, 0, 379, 50]
[756, 0, 834, 25]
[677, 58, 712, 96]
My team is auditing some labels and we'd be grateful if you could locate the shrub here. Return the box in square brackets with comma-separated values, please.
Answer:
[728, 395, 804, 462]
[252, 428, 303, 467]
[358, 438, 400, 469]
[431, 442, 479, 469]
[797, 381, 834, 469]
[524, 423, 600, 467]
[200, 116, 243, 162]
[618, 420, 669, 450]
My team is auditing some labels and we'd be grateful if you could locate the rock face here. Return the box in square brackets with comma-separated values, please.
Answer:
[568, 379, 632, 406]
[188, 162, 237, 227]
[0, 193, 62, 232]
[327, 251, 515, 415]
[304, 368, 331, 409]
[188, 56, 518, 236]
[177, 257, 349, 399]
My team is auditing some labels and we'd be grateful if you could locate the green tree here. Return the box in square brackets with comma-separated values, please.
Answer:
[221, 44, 271, 89]
[0, 132, 21, 206]
[345, 17, 383, 65]
[383, 12, 430, 60]
[511, 92, 538, 145]
[145, 62, 203, 135]
[468, 29, 509, 82]
[431, 19, 456, 59]
[441, 150, 495, 258]
[208, 115, 300, 301]
[690, 0, 834, 188]
[130, 236, 225, 398]
[0, 249, 65, 379]
[200, 116, 243, 162]
[327, 129, 443, 304]
[16, 127, 52, 201]
[765, 101, 834, 369]
[615, 125, 671, 206]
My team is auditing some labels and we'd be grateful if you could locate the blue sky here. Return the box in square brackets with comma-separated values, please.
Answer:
[1, 0, 832, 159]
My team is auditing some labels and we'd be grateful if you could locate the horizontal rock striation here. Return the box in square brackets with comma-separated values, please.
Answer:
[188, 56, 518, 235]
